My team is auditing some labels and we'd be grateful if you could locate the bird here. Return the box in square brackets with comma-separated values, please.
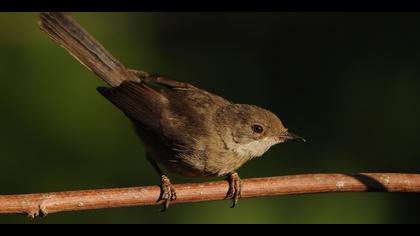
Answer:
[38, 12, 306, 210]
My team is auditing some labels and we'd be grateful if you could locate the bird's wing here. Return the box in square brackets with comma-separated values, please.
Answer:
[159, 82, 231, 154]
[97, 76, 230, 158]
[97, 81, 168, 130]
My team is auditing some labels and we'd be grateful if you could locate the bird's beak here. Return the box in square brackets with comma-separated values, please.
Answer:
[281, 132, 306, 143]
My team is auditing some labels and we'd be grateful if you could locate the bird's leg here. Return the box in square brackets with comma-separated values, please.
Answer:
[147, 156, 176, 211]
[226, 171, 242, 208]
[159, 175, 177, 211]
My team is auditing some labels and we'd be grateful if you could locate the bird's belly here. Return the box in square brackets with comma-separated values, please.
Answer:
[164, 161, 218, 178]
[137, 127, 242, 178]
[154, 151, 238, 178]
[146, 147, 219, 178]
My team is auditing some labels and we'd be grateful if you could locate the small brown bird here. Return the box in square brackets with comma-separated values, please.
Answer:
[38, 12, 305, 210]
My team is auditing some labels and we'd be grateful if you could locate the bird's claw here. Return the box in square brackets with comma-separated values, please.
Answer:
[158, 175, 177, 211]
[226, 172, 241, 208]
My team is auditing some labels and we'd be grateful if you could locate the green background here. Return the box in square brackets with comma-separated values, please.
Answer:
[0, 13, 419, 224]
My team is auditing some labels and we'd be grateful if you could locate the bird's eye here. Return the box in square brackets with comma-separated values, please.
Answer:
[251, 124, 264, 134]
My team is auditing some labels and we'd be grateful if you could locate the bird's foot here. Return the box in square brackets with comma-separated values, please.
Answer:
[226, 172, 242, 208]
[158, 175, 177, 211]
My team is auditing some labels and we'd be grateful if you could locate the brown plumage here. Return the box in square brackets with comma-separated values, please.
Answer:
[39, 12, 305, 210]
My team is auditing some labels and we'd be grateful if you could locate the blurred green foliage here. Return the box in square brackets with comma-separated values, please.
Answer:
[0, 13, 420, 224]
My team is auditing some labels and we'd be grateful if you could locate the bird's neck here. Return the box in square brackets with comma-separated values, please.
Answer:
[231, 137, 279, 160]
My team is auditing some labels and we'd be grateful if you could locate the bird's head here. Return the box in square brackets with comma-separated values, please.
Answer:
[217, 104, 305, 159]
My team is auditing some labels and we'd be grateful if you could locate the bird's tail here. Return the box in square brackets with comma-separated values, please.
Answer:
[38, 12, 138, 87]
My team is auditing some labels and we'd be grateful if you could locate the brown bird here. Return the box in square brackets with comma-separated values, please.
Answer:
[38, 12, 305, 210]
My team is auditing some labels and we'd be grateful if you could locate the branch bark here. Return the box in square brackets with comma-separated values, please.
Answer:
[1, 173, 419, 218]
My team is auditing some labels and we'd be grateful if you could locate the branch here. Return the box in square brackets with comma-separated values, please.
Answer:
[1, 173, 419, 218]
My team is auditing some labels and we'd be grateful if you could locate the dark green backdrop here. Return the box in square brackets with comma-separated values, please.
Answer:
[0, 13, 419, 223]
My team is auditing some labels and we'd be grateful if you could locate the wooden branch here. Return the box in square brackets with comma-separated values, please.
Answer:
[1, 173, 419, 218]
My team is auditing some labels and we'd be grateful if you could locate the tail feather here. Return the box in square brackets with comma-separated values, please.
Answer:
[38, 12, 138, 87]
